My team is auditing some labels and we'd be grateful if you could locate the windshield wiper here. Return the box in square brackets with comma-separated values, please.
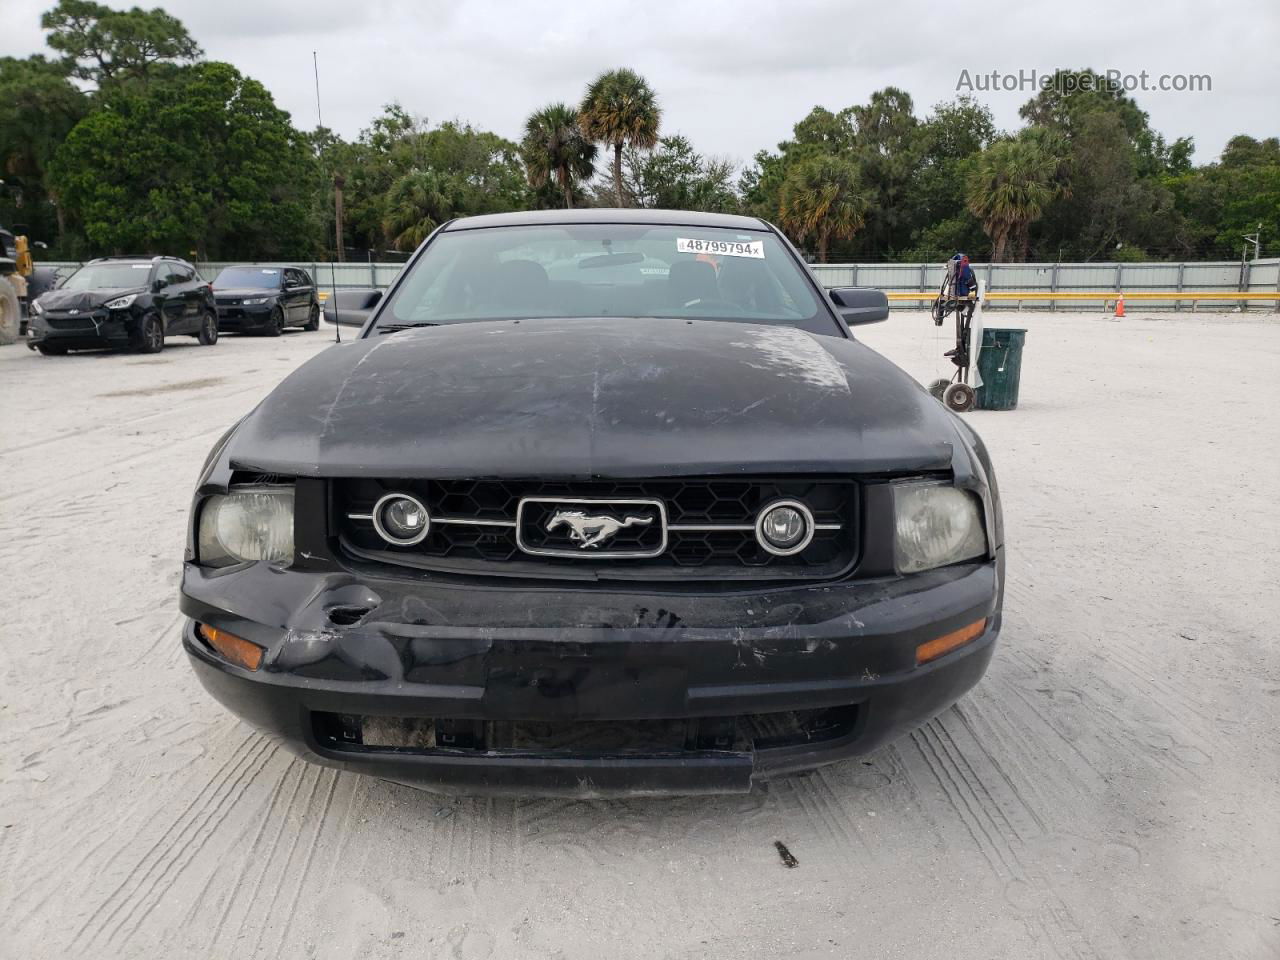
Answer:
[376, 322, 438, 335]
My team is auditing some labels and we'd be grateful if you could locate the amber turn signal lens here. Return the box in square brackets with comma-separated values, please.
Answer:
[198, 624, 265, 671]
[915, 618, 987, 665]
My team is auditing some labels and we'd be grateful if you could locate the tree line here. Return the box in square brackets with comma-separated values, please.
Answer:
[1, 1, 1275, 264]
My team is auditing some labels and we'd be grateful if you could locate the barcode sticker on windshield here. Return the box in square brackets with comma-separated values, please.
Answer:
[676, 237, 764, 259]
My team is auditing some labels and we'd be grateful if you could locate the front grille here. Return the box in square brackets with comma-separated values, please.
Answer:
[334, 477, 857, 582]
[313, 705, 859, 756]
[45, 315, 103, 330]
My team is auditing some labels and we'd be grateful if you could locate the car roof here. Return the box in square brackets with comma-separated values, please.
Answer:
[218, 264, 303, 270]
[87, 255, 190, 265]
[442, 208, 772, 232]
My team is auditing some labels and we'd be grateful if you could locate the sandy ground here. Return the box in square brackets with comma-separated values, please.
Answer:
[1, 311, 1277, 960]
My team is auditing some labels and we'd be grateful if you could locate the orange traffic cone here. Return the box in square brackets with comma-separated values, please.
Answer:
[1114, 293, 1126, 318]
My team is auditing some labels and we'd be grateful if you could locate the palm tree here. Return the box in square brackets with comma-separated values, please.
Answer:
[579, 68, 661, 206]
[382, 169, 458, 251]
[520, 104, 596, 209]
[965, 136, 1061, 262]
[777, 156, 868, 263]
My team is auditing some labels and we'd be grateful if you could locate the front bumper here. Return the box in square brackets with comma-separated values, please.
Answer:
[180, 554, 1002, 796]
[215, 303, 273, 330]
[29, 310, 133, 348]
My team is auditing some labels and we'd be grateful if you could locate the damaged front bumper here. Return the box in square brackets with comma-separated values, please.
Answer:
[29, 310, 134, 349]
[180, 554, 1002, 796]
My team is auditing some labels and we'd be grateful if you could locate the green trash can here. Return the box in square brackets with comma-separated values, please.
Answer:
[975, 328, 1026, 411]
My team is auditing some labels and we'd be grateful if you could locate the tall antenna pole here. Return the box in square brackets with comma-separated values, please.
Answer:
[313, 51, 342, 341]
[312, 51, 323, 128]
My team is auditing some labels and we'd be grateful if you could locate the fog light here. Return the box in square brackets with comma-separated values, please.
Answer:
[198, 624, 265, 671]
[915, 618, 987, 665]
[372, 492, 430, 545]
[755, 499, 814, 556]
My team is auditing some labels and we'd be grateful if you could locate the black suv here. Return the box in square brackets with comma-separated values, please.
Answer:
[213, 265, 319, 336]
[28, 255, 218, 355]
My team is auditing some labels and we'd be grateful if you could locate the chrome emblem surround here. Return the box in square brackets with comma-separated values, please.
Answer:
[516, 497, 668, 559]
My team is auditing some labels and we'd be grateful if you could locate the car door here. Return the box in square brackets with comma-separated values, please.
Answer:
[174, 264, 202, 333]
[171, 264, 200, 334]
[154, 264, 186, 333]
[298, 270, 318, 321]
[279, 269, 297, 323]
[284, 269, 308, 324]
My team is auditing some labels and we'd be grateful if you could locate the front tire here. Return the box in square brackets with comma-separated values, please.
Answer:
[136, 314, 164, 354]
[198, 310, 219, 345]
[264, 306, 284, 337]
[304, 303, 320, 331]
[0, 280, 19, 346]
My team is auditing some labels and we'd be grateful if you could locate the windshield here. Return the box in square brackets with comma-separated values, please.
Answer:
[374, 223, 838, 336]
[61, 262, 153, 290]
[215, 267, 282, 289]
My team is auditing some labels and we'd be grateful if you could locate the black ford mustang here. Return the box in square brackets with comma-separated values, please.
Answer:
[181, 209, 1003, 796]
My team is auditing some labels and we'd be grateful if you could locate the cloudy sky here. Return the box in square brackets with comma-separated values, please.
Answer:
[3, 0, 1276, 170]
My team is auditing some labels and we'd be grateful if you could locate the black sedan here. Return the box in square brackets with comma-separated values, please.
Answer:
[181, 209, 1004, 796]
[213, 265, 319, 335]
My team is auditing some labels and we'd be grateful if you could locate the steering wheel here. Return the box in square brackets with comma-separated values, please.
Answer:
[682, 297, 741, 311]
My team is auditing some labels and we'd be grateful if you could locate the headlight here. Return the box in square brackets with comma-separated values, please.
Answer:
[104, 293, 137, 310]
[893, 481, 986, 573]
[243, 297, 270, 305]
[197, 487, 294, 567]
[31, 298, 44, 314]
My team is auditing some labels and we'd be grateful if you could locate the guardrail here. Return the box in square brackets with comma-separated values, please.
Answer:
[811, 258, 1280, 311]
[890, 291, 1280, 311]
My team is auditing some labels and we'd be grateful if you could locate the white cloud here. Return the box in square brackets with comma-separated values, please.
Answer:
[2, 0, 1276, 167]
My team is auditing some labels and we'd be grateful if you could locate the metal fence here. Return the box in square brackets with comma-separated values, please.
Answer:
[39, 257, 1280, 310]
[808, 259, 1280, 310]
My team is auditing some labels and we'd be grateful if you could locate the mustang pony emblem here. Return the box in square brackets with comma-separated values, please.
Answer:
[545, 509, 653, 549]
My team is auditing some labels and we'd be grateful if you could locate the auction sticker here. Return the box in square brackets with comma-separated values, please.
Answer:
[676, 237, 764, 259]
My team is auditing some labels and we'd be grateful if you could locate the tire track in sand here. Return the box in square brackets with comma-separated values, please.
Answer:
[101, 737, 279, 951]
[201, 754, 307, 957]
[911, 714, 1108, 960]
[71, 732, 273, 951]
[7, 721, 245, 919]
[267, 766, 341, 957]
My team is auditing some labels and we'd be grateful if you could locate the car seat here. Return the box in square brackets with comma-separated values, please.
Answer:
[490, 259, 550, 313]
[666, 260, 719, 307]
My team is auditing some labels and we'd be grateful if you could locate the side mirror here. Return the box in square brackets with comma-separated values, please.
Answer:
[323, 288, 383, 326]
[829, 287, 889, 325]
[152, 279, 165, 292]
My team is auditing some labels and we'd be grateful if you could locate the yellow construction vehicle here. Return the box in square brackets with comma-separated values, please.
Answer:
[1, 226, 51, 344]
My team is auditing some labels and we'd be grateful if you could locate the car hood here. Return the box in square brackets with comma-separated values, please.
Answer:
[214, 287, 280, 299]
[38, 286, 146, 311]
[225, 317, 965, 479]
